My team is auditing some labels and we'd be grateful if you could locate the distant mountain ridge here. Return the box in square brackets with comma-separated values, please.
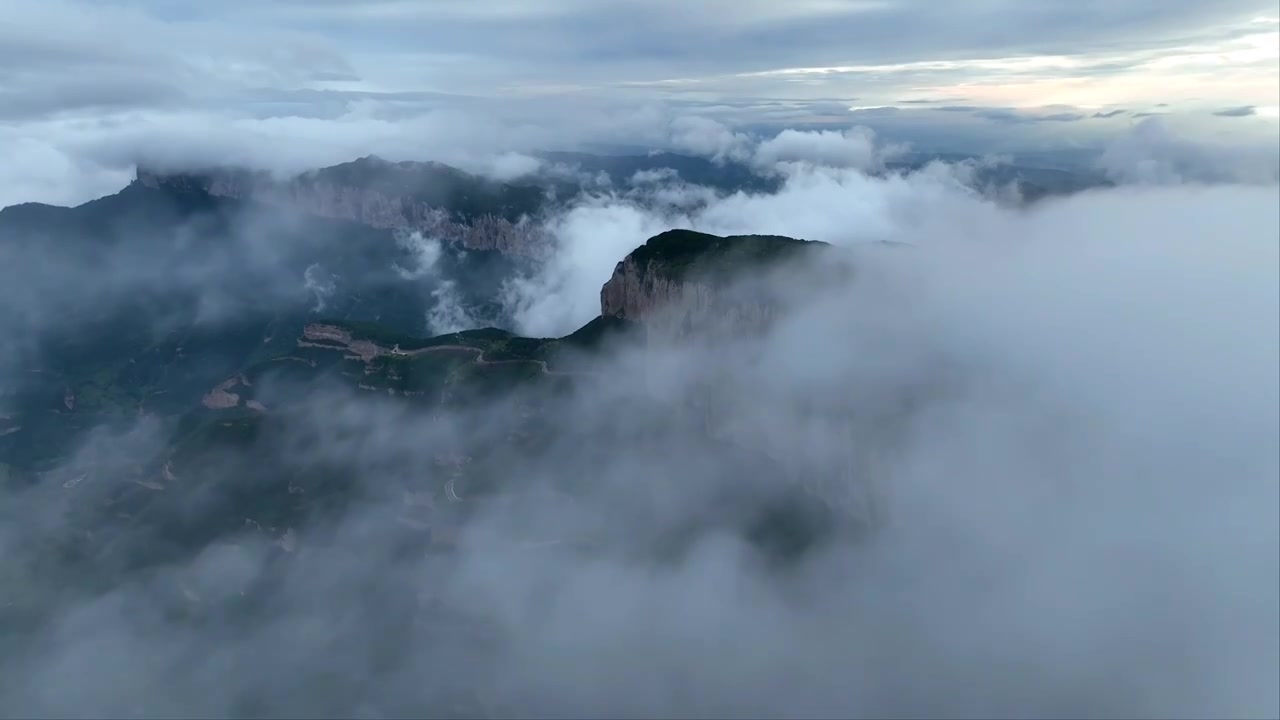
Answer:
[127, 148, 1108, 254]
[135, 156, 552, 257]
[127, 151, 793, 258]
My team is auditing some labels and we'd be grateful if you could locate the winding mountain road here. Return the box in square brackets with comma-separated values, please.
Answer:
[392, 344, 591, 377]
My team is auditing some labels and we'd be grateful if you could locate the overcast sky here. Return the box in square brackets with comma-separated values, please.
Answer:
[1, 0, 1278, 205]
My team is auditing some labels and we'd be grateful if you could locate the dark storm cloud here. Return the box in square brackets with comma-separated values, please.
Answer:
[260, 0, 1274, 79]
[974, 108, 1035, 124]
[0, 0, 361, 121]
[3, 0, 1277, 115]
[1214, 105, 1259, 117]
[0, 79, 189, 122]
[931, 105, 1121, 125]
[1039, 112, 1086, 122]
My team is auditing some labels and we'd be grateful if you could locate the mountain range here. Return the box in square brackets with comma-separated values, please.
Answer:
[0, 146, 1111, 551]
[0, 149, 1109, 715]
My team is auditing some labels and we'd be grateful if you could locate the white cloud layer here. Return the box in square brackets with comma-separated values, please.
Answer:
[503, 120, 1279, 338]
[2, 1, 1278, 209]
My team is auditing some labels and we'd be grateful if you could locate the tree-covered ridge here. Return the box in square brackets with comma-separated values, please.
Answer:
[626, 229, 829, 283]
[297, 155, 548, 223]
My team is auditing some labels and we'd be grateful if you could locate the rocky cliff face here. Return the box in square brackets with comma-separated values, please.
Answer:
[599, 254, 778, 342]
[599, 254, 693, 322]
[136, 161, 550, 257]
[598, 230, 831, 343]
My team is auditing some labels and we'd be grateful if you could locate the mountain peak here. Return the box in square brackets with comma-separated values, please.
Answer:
[600, 230, 830, 326]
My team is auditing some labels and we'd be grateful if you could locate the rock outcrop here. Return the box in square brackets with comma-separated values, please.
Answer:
[599, 229, 830, 343]
[600, 253, 778, 342]
[201, 375, 251, 409]
[136, 157, 551, 257]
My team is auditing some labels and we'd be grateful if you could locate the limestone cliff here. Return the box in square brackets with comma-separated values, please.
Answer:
[599, 229, 829, 343]
[136, 157, 550, 257]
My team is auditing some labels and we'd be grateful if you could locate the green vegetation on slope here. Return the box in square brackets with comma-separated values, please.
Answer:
[327, 319, 512, 351]
[627, 229, 827, 283]
[558, 315, 638, 350]
[301, 156, 547, 222]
